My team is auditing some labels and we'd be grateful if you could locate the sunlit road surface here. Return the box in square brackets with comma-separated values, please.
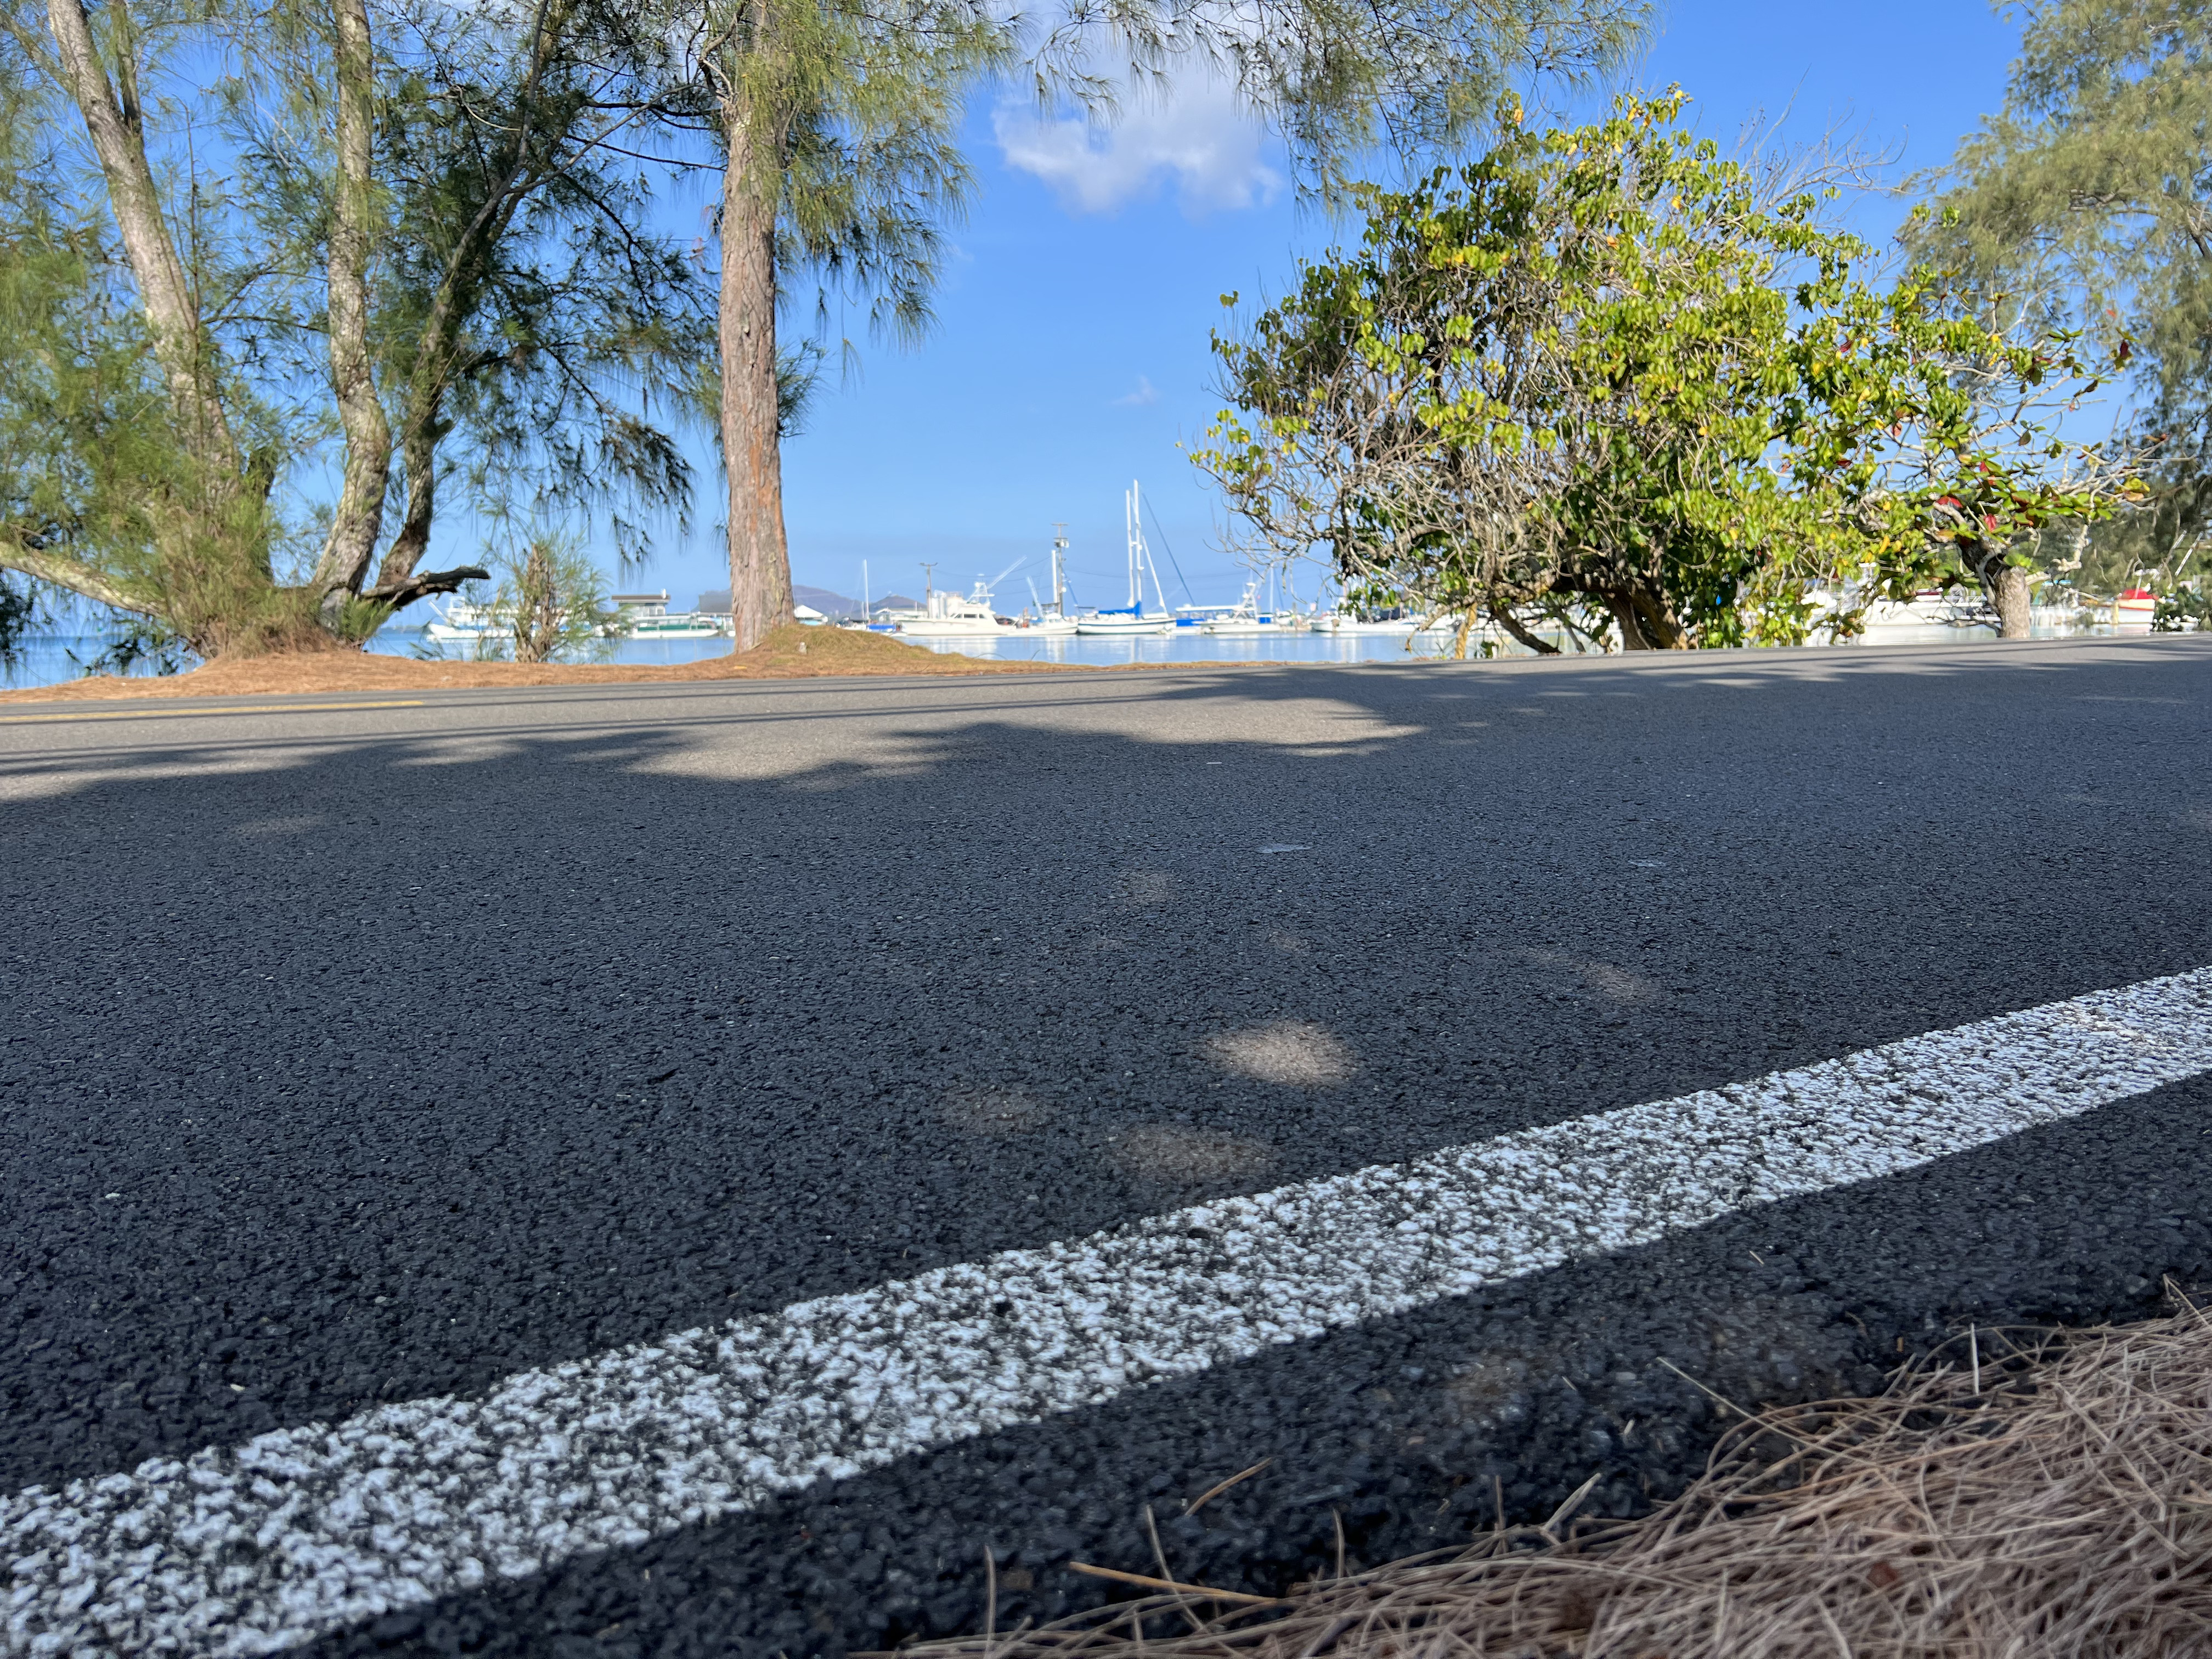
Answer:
[5, 636, 2211, 1656]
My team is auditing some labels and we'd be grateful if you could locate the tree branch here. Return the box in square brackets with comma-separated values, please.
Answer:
[0, 541, 153, 613]
[364, 563, 490, 611]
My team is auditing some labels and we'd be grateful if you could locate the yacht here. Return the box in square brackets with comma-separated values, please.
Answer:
[613, 591, 733, 640]
[423, 596, 496, 642]
[1076, 607, 1171, 635]
[897, 580, 1017, 637]
[1311, 610, 1420, 635]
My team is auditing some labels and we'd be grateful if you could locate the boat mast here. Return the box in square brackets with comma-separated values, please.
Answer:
[1124, 485, 1141, 609]
[1051, 523, 1069, 617]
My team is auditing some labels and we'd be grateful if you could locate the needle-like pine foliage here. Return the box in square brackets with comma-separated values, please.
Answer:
[0, 0, 719, 658]
[1920, 0, 2212, 620]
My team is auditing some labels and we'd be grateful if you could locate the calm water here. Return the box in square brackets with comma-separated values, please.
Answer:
[5, 616, 2143, 692]
[887, 627, 1483, 665]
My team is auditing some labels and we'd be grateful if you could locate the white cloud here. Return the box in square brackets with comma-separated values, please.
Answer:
[993, 74, 1283, 216]
[1113, 375, 1159, 407]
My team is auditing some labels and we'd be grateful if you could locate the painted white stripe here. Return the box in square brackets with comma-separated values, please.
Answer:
[9, 968, 2212, 1656]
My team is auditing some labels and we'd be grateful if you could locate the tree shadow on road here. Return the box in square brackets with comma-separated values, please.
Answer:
[4, 636, 2212, 1649]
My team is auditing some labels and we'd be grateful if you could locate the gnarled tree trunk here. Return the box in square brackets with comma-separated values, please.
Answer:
[46, 0, 235, 470]
[41, 0, 295, 653]
[1961, 539, 2033, 640]
[1990, 563, 2032, 639]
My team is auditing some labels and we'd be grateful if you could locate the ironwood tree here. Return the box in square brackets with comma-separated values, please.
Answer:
[1916, 0, 2212, 627]
[0, 0, 714, 657]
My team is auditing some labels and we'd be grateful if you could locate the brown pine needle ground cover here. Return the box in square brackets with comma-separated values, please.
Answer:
[0, 624, 1144, 703]
[910, 1298, 2212, 1659]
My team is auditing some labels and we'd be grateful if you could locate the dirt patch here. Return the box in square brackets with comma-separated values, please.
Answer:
[901, 1295, 2212, 1659]
[0, 624, 1156, 703]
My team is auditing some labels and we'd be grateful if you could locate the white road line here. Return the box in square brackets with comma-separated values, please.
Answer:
[10, 969, 2212, 1656]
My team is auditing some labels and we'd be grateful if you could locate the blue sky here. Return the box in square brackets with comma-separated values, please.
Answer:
[631, 2, 2024, 613]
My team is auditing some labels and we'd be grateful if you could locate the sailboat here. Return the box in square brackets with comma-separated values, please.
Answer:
[1076, 482, 1174, 635]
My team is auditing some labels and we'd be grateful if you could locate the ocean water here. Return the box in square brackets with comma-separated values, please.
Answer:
[4, 614, 2148, 693]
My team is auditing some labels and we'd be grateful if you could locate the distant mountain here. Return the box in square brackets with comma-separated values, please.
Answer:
[794, 584, 863, 617]
[694, 585, 868, 619]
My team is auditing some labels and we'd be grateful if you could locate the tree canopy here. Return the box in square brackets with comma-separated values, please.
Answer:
[1194, 94, 2137, 651]
[1920, 0, 2212, 619]
[0, 0, 716, 656]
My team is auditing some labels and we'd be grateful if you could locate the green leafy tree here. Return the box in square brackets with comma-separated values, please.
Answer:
[682, 0, 1651, 649]
[1194, 93, 2137, 652]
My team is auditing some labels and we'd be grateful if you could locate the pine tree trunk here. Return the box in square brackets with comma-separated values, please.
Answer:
[720, 72, 794, 653]
[45, 0, 236, 468]
[44, 0, 296, 654]
[309, 0, 391, 619]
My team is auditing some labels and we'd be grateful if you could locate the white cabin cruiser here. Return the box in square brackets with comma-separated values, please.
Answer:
[898, 580, 1015, 637]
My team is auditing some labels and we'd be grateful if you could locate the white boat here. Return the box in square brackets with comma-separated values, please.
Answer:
[625, 612, 730, 640]
[1025, 527, 1082, 633]
[1073, 481, 1175, 634]
[423, 597, 496, 642]
[898, 580, 1016, 637]
[609, 591, 731, 640]
[1076, 608, 1171, 635]
[1813, 588, 1991, 642]
[1206, 581, 1306, 634]
[2113, 588, 2157, 631]
[1311, 610, 1419, 635]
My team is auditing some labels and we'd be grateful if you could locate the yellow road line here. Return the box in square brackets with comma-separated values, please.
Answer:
[0, 698, 428, 725]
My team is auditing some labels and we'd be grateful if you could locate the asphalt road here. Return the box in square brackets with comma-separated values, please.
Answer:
[5, 635, 2212, 1655]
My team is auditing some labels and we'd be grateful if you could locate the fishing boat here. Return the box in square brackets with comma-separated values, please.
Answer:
[1206, 582, 1305, 635]
[1026, 527, 1081, 634]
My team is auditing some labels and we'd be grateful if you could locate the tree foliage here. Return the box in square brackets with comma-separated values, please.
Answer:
[1918, 0, 2212, 612]
[430, 531, 619, 664]
[1194, 93, 2138, 652]
[0, 0, 716, 658]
